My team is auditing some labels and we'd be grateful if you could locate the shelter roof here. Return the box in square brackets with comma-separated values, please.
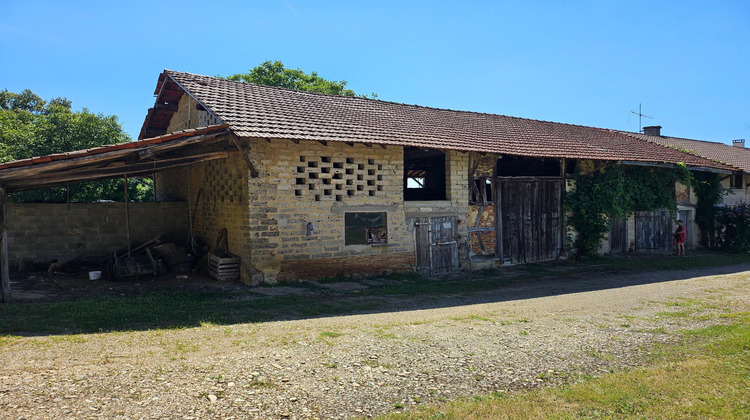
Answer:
[0, 125, 233, 192]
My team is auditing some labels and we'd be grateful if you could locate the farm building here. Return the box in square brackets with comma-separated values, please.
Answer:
[137, 71, 734, 283]
[0, 70, 738, 294]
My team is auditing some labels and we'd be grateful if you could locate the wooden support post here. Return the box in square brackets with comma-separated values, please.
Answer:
[229, 133, 259, 178]
[124, 176, 131, 257]
[0, 186, 11, 302]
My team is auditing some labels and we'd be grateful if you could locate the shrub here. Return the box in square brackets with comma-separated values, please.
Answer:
[714, 202, 750, 253]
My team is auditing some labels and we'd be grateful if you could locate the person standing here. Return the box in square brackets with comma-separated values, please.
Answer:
[674, 220, 686, 256]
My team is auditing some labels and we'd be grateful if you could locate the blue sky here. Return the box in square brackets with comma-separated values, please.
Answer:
[1, 1, 748, 145]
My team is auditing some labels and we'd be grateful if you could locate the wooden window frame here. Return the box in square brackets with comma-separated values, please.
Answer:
[344, 212, 388, 245]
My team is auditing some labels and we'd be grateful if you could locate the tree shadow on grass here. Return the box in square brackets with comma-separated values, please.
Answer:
[2, 254, 749, 336]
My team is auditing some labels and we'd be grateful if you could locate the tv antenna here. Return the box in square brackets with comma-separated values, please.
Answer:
[630, 103, 653, 133]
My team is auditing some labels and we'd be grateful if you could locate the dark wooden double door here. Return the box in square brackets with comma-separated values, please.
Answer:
[497, 179, 563, 264]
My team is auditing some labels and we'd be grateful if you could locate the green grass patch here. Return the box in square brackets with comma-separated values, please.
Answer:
[319, 331, 344, 339]
[380, 313, 750, 420]
[2, 252, 746, 336]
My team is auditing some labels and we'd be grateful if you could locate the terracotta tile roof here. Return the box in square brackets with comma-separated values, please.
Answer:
[622, 132, 750, 173]
[157, 70, 732, 172]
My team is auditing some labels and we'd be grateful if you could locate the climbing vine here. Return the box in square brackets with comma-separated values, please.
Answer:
[691, 171, 726, 247]
[564, 163, 691, 258]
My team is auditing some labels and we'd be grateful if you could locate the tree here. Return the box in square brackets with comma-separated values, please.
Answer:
[225, 60, 375, 97]
[0, 89, 152, 202]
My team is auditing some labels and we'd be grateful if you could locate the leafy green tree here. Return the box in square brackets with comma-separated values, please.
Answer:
[225, 60, 375, 97]
[0, 89, 153, 202]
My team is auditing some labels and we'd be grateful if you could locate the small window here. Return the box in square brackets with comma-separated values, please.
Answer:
[407, 177, 425, 188]
[730, 172, 743, 189]
[404, 147, 446, 201]
[345, 212, 387, 245]
[469, 178, 494, 205]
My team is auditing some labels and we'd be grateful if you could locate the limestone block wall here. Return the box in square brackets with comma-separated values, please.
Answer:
[245, 138, 414, 282]
[166, 93, 222, 133]
[7, 202, 188, 266]
[155, 157, 251, 279]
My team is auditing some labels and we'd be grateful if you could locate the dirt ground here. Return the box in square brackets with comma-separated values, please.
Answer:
[2, 262, 749, 419]
[9, 269, 246, 302]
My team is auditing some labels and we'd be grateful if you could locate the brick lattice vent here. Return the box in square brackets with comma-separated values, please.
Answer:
[294, 155, 384, 201]
[205, 160, 244, 203]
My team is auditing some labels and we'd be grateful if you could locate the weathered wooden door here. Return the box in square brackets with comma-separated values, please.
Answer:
[414, 216, 459, 273]
[496, 179, 562, 264]
[635, 210, 672, 254]
[609, 218, 628, 254]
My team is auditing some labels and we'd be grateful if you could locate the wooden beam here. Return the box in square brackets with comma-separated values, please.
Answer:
[124, 176, 131, 257]
[0, 131, 230, 179]
[0, 186, 11, 303]
[5, 150, 239, 192]
[229, 134, 259, 178]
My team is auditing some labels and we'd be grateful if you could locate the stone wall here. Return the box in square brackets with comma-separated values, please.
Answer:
[7, 202, 188, 266]
[246, 138, 415, 283]
[155, 157, 251, 281]
[151, 92, 477, 282]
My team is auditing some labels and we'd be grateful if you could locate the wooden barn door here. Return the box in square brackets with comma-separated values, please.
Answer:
[635, 210, 672, 254]
[609, 218, 628, 254]
[414, 216, 459, 273]
[497, 179, 562, 264]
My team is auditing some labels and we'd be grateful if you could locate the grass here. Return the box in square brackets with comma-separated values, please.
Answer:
[1, 252, 747, 336]
[380, 312, 750, 420]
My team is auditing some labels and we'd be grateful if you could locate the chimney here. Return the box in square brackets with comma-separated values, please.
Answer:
[643, 126, 662, 136]
[732, 139, 745, 148]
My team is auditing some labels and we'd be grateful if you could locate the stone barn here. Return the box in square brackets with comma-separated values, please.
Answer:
[133, 70, 733, 284]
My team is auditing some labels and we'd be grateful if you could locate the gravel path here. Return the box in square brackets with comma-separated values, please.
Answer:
[1, 263, 749, 419]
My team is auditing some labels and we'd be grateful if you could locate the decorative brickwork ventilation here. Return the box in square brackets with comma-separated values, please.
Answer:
[294, 155, 384, 201]
[204, 160, 244, 203]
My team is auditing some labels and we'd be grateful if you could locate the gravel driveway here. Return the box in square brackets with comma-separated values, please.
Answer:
[2, 263, 749, 419]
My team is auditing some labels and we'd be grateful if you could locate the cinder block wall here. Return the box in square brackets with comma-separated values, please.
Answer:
[7, 202, 189, 266]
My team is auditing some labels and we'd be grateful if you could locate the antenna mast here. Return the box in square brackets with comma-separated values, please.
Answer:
[630, 103, 653, 133]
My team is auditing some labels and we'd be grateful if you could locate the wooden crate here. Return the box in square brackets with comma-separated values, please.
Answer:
[208, 252, 240, 281]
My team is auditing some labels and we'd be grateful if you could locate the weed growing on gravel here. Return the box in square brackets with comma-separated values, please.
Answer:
[319, 331, 344, 338]
[373, 328, 399, 340]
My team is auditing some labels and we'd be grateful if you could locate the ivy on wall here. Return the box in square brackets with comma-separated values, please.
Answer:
[691, 171, 726, 247]
[564, 163, 691, 257]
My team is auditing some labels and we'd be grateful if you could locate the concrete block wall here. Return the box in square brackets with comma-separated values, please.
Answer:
[7, 202, 189, 266]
